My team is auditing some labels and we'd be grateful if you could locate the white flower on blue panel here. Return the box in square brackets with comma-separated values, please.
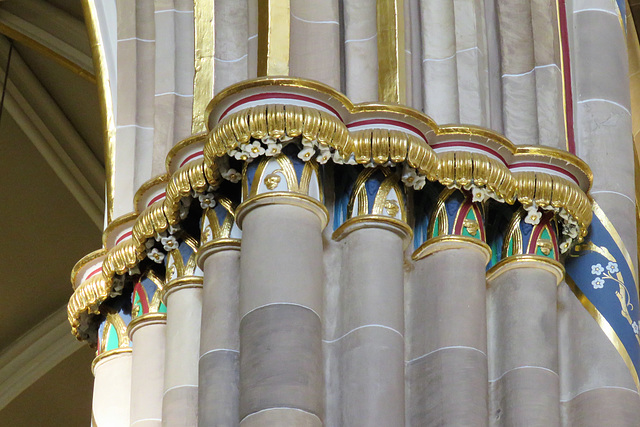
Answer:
[591, 263, 604, 275]
[633, 321, 639, 335]
[591, 277, 605, 289]
[606, 262, 619, 274]
[161, 235, 179, 252]
[198, 193, 217, 209]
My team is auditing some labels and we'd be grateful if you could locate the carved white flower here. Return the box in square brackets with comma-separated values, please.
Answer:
[298, 146, 316, 162]
[221, 167, 242, 183]
[346, 154, 357, 165]
[161, 235, 179, 251]
[317, 149, 331, 164]
[606, 261, 619, 274]
[199, 193, 217, 209]
[563, 223, 579, 239]
[317, 142, 331, 152]
[402, 166, 418, 187]
[472, 187, 489, 203]
[262, 136, 278, 145]
[559, 239, 572, 254]
[168, 224, 181, 235]
[413, 174, 426, 190]
[234, 150, 250, 161]
[591, 277, 605, 289]
[332, 150, 345, 164]
[524, 207, 541, 225]
[242, 141, 265, 158]
[147, 248, 165, 264]
[633, 321, 639, 335]
[179, 203, 190, 219]
[265, 142, 282, 156]
[591, 263, 604, 275]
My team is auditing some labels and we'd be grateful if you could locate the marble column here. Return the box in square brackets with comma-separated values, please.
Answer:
[407, 236, 491, 426]
[197, 239, 241, 426]
[329, 217, 409, 427]
[128, 314, 167, 427]
[161, 279, 202, 427]
[236, 194, 327, 426]
[92, 349, 132, 427]
[487, 256, 564, 426]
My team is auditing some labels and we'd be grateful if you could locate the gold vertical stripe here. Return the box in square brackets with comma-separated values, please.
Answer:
[82, 0, 115, 225]
[627, 0, 640, 282]
[376, 0, 406, 104]
[257, 0, 290, 76]
[193, 0, 215, 133]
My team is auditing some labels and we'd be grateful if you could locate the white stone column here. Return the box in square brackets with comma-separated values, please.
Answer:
[161, 279, 202, 427]
[128, 314, 166, 427]
[407, 236, 490, 426]
[92, 349, 132, 427]
[487, 256, 564, 426]
[197, 239, 241, 426]
[236, 194, 327, 426]
[329, 217, 409, 427]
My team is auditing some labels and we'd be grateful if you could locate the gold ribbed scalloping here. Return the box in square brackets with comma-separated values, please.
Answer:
[435, 151, 516, 203]
[102, 240, 141, 279]
[67, 274, 111, 337]
[514, 171, 591, 237]
[204, 105, 440, 177]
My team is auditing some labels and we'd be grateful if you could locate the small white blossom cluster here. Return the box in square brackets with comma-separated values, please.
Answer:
[145, 222, 183, 264]
[523, 202, 581, 254]
[590, 261, 620, 290]
[401, 164, 426, 190]
[226, 135, 293, 163]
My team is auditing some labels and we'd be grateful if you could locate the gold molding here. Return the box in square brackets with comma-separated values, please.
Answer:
[196, 238, 242, 268]
[376, 0, 406, 104]
[332, 215, 412, 246]
[162, 276, 204, 301]
[133, 174, 170, 213]
[81, 0, 115, 224]
[257, 0, 290, 76]
[412, 235, 492, 265]
[192, 0, 215, 133]
[235, 192, 329, 229]
[127, 313, 167, 339]
[91, 347, 132, 375]
[486, 254, 565, 285]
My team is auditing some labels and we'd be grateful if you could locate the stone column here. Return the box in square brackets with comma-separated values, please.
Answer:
[197, 239, 241, 426]
[161, 279, 202, 427]
[330, 216, 409, 427]
[128, 314, 167, 427]
[487, 255, 564, 426]
[236, 193, 327, 427]
[92, 349, 132, 427]
[407, 236, 491, 426]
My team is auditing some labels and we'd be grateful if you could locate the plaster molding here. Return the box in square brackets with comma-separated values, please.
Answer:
[0, 305, 83, 411]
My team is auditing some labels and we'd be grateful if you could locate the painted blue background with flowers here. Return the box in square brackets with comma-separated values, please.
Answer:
[565, 204, 640, 382]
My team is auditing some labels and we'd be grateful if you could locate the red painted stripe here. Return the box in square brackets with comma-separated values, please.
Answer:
[346, 119, 427, 142]
[430, 141, 508, 165]
[179, 150, 204, 168]
[148, 192, 166, 207]
[454, 201, 472, 235]
[86, 267, 103, 280]
[509, 162, 579, 185]
[116, 230, 133, 245]
[219, 93, 343, 121]
[558, 0, 576, 154]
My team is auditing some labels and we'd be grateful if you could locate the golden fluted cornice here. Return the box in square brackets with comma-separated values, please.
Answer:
[68, 274, 111, 338]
